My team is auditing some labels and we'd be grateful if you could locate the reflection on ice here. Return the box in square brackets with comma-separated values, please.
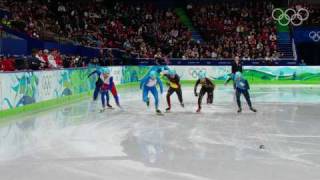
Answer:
[0, 86, 320, 180]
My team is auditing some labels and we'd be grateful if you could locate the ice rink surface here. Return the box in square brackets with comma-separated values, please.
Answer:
[1, 85, 320, 180]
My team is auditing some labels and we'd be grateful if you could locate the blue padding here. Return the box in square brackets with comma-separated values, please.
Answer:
[0, 38, 27, 55]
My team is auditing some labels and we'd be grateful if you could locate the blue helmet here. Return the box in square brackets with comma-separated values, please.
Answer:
[149, 71, 157, 78]
[168, 69, 176, 76]
[102, 67, 110, 74]
[198, 71, 206, 79]
[235, 71, 243, 80]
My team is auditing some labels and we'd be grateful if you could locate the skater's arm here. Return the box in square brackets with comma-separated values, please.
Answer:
[109, 77, 114, 89]
[245, 80, 250, 90]
[176, 75, 181, 88]
[157, 77, 163, 93]
[176, 75, 180, 83]
[88, 70, 97, 78]
[194, 79, 200, 96]
[207, 78, 214, 88]
[224, 74, 233, 85]
[161, 70, 169, 75]
[140, 76, 147, 89]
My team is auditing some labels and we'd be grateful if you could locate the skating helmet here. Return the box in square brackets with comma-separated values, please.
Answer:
[198, 71, 206, 79]
[149, 71, 157, 78]
[235, 72, 243, 80]
[168, 69, 176, 76]
[102, 67, 110, 74]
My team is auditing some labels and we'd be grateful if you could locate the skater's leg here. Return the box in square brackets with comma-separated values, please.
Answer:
[106, 91, 112, 107]
[93, 85, 100, 101]
[151, 87, 159, 110]
[142, 88, 150, 106]
[243, 91, 257, 112]
[111, 86, 120, 106]
[207, 88, 213, 104]
[236, 90, 242, 112]
[197, 88, 206, 112]
[176, 88, 184, 105]
[243, 91, 252, 107]
[166, 88, 174, 110]
[101, 91, 106, 108]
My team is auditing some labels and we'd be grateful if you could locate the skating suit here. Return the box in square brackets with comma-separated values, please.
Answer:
[164, 74, 183, 108]
[194, 78, 215, 108]
[100, 75, 120, 106]
[140, 76, 163, 109]
[235, 78, 253, 109]
[88, 70, 102, 100]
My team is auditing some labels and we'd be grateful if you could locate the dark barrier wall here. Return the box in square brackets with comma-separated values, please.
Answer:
[296, 43, 320, 65]
[0, 38, 27, 55]
[293, 27, 320, 44]
[293, 27, 320, 65]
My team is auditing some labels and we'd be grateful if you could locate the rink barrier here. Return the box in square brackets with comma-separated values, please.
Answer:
[0, 91, 91, 124]
[1, 66, 320, 120]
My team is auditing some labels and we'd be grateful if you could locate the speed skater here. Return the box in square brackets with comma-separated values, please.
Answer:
[234, 72, 257, 113]
[140, 71, 164, 114]
[99, 68, 121, 111]
[194, 71, 215, 113]
[88, 67, 103, 101]
[161, 69, 184, 112]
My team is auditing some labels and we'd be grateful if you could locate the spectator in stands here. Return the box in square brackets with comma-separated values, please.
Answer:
[1, 55, 15, 71]
[48, 50, 57, 68]
[0, 55, 3, 71]
[0, 0, 287, 62]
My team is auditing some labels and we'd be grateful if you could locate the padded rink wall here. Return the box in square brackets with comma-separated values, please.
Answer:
[1, 66, 320, 118]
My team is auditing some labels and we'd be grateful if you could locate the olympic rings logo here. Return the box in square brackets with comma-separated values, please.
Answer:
[188, 68, 206, 78]
[309, 31, 320, 42]
[272, 8, 309, 26]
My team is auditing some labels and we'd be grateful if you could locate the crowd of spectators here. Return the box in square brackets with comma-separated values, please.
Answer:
[299, 3, 320, 26]
[0, 49, 92, 71]
[0, 0, 285, 61]
[0, 0, 194, 60]
[186, 0, 280, 60]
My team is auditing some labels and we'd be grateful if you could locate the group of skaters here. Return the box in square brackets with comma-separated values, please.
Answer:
[88, 57, 257, 115]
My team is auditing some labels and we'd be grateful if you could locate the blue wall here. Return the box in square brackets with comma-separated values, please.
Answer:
[0, 38, 27, 55]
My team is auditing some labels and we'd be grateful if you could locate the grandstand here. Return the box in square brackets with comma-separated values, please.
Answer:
[1, 0, 319, 71]
[0, 1, 320, 180]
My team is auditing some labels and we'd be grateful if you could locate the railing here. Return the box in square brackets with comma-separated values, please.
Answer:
[292, 38, 298, 61]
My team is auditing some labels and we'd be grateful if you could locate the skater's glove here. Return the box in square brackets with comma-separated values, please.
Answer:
[195, 92, 198, 97]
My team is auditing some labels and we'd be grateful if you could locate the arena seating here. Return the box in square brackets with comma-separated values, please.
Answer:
[0, 0, 312, 70]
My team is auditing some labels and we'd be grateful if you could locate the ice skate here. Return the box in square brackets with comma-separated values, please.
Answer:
[250, 107, 257, 112]
[156, 109, 163, 115]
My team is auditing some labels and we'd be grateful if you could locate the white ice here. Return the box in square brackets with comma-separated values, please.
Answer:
[0, 85, 320, 180]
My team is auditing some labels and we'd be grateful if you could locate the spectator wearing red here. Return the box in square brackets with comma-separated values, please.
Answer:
[54, 51, 63, 68]
[1, 56, 15, 71]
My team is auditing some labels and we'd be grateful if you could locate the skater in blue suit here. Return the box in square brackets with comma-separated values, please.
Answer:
[140, 71, 164, 114]
[234, 72, 257, 113]
[88, 67, 103, 101]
